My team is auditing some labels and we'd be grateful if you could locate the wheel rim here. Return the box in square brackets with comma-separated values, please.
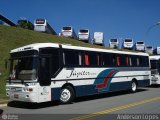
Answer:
[60, 89, 71, 102]
[132, 82, 137, 91]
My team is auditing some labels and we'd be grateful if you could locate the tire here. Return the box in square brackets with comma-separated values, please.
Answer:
[131, 80, 137, 92]
[60, 86, 75, 104]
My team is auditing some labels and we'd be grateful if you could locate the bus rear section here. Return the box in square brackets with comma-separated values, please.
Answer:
[34, 19, 57, 35]
[135, 41, 145, 51]
[154, 47, 160, 55]
[78, 29, 90, 42]
[61, 26, 77, 39]
[34, 19, 46, 32]
[123, 39, 133, 50]
[109, 39, 119, 48]
[93, 32, 104, 45]
[150, 55, 160, 85]
[145, 46, 153, 54]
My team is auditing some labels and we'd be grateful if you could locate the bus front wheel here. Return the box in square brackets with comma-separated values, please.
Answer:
[60, 86, 75, 104]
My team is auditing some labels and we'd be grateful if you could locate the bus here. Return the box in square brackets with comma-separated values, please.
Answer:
[61, 26, 77, 39]
[123, 39, 133, 50]
[93, 32, 104, 45]
[78, 29, 90, 42]
[34, 19, 57, 35]
[109, 39, 119, 48]
[150, 55, 160, 85]
[145, 46, 153, 55]
[6, 43, 151, 104]
[154, 47, 160, 55]
[135, 41, 145, 51]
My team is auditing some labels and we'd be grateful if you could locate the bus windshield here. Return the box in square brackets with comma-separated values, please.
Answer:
[9, 57, 38, 80]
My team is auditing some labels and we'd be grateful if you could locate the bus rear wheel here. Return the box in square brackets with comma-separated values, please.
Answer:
[131, 80, 137, 92]
[60, 86, 75, 104]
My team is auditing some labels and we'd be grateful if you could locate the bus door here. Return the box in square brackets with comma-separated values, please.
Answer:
[38, 55, 52, 102]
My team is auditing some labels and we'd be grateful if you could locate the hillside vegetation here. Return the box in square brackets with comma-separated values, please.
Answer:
[0, 25, 140, 99]
[0, 25, 105, 99]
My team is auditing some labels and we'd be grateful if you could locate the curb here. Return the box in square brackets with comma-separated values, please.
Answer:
[0, 100, 9, 107]
[0, 104, 7, 107]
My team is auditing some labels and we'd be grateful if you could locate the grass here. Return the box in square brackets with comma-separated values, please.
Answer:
[0, 25, 140, 102]
[0, 25, 107, 101]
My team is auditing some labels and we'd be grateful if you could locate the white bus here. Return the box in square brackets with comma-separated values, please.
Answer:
[93, 32, 104, 45]
[145, 46, 153, 54]
[61, 26, 77, 39]
[150, 55, 160, 85]
[34, 19, 57, 35]
[154, 47, 160, 55]
[6, 43, 150, 104]
[123, 39, 133, 50]
[109, 39, 119, 48]
[78, 29, 90, 41]
[135, 41, 145, 51]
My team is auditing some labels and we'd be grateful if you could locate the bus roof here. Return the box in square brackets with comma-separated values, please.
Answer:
[10, 43, 148, 56]
[149, 55, 160, 60]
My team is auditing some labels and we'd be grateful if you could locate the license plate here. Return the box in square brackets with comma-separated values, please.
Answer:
[14, 94, 19, 99]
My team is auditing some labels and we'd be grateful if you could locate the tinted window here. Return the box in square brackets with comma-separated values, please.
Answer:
[137, 42, 144, 44]
[64, 50, 80, 66]
[120, 55, 127, 66]
[84, 52, 98, 66]
[63, 27, 71, 30]
[39, 48, 60, 77]
[80, 29, 88, 33]
[110, 39, 118, 42]
[146, 46, 153, 49]
[124, 39, 132, 42]
[36, 19, 45, 24]
[150, 60, 158, 69]
[103, 54, 117, 66]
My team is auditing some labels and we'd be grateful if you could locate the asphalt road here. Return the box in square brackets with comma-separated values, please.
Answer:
[0, 85, 160, 120]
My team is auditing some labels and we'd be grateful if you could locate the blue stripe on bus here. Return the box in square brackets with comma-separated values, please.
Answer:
[94, 69, 118, 92]
[51, 79, 150, 101]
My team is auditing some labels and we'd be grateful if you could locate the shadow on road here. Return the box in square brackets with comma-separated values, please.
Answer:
[0, 109, 3, 115]
[7, 88, 148, 109]
[74, 88, 148, 103]
[146, 85, 160, 88]
[7, 101, 60, 109]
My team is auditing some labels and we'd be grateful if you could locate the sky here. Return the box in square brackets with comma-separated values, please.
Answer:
[1, 0, 160, 48]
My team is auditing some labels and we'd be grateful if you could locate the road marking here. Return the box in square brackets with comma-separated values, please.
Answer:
[70, 97, 160, 120]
